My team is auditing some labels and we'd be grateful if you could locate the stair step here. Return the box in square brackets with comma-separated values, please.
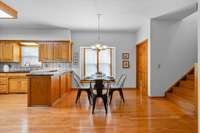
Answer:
[166, 93, 194, 114]
[186, 74, 194, 80]
[172, 87, 194, 102]
[179, 80, 194, 89]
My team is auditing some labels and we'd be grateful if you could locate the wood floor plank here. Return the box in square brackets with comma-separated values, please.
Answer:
[0, 90, 197, 133]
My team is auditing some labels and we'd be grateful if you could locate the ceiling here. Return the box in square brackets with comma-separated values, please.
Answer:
[0, 0, 197, 31]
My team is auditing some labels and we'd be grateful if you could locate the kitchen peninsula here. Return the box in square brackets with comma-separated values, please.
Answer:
[28, 70, 72, 107]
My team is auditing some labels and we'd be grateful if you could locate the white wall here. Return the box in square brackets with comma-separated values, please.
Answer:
[136, 21, 150, 44]
[150, 13, 198, 96]
[71, 31, 137, 88]
[0, 28, 71, 41]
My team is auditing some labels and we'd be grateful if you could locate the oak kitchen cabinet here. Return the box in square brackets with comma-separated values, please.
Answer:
[0, 41, 20, 62]
[0, 73, 29, 94]
[0, 77, 9, 93]
[39, 41, 54, 62]
[9, 78, 29, 93]
[39, 41, 72, 63]
[60, 72, 72, 97]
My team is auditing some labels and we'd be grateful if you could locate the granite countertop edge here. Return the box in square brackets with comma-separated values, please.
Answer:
[27, 70, 73, 76]
[0, 70, 73, 76]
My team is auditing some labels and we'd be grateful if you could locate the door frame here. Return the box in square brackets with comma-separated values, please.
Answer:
[136, 39, 148, 95]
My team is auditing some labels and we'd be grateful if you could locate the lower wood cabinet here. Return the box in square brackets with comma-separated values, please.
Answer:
[0, 77, 8, 93]
[0, 85, 8, 93]
[51, 76, 60, 103]
[28, 72, 72, 107]
[9, 78, 29, 93]
[60, 72, 72, 97]
[60, 74, 67, 97]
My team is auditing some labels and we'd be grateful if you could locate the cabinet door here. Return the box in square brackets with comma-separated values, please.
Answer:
[0, 41, 19, 62]
[66, 42, 72, 63]
[12, 42, 20, 62]
[39, 44, 45, 61]
[47, 43, 54, 60]
[9, 78, 19, 93]
[39, 42, 54, 62]
[51, 76, 60, 103]
[60, 74, 67, 97]
[20, 78, 29, 93]
[2, 41, 13, 60]
[66, 72, 72, 92]
[0, 85, 8, 93]
[9, 78, 28, 93]
[53, 44, 62, 61]
[61, 44, 69, 61]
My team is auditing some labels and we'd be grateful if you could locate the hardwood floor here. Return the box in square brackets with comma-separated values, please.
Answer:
[0, 90, 197, 133]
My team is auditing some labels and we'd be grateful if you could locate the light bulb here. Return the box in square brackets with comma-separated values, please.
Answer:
[102, 45, 108, 49]
[96, 44, 101, 48]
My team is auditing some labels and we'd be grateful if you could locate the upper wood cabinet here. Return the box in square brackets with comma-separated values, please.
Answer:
[39, 41, 54, 62]
[39, 41, 72, 63]
[0, 41, 20, 62]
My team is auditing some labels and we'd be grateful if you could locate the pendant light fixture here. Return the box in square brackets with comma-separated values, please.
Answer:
[0, 1, 17, 19]
[91, 14, 108, 51]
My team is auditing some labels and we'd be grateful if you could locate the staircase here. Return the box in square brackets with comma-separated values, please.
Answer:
[165, 68, 195, 114]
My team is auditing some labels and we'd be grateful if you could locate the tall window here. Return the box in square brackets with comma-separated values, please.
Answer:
[21, 46, 41, 66]
[81, 47, 115, 78]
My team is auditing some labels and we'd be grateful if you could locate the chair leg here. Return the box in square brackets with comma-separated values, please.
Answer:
[102, 95, 108, 114]
[92, 96, 97, 114]
[109, 90, 113, 104]
[86, 90, 92, 105]
[119, 89, 125, 103]
[75, 90, 81, 104]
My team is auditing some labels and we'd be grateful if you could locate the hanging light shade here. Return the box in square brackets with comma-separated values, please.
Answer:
[91, 14, 108, 51]
[0, 1, 17, 19]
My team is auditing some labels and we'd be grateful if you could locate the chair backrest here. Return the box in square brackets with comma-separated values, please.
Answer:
[118, 75, 127, 88]
[116, 74, 126, 86]
[92, 80, 108, 95]
[73, 72, 81, 81]
[73, 72, 82, 89]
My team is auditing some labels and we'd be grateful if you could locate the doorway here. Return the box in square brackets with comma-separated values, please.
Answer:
[136, 39, 148, 96]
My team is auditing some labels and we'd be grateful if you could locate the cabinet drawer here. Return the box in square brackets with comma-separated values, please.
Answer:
[0, 85, 8, 93]
[0, 78, 8, 85]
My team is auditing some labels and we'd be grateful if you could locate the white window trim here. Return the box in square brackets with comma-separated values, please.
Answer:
[79, 46, 116, 79]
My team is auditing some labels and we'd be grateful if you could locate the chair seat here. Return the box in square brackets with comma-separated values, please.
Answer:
[110, 84, 121, 89]
[79, 84, 91, 89]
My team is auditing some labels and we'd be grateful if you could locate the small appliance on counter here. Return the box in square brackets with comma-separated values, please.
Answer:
[3, 64, 10, 72]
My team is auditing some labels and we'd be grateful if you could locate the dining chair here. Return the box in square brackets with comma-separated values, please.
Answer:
[73, 72, 92, 104]
[91, 80, 109, 114]
[109, 74, 127, 104]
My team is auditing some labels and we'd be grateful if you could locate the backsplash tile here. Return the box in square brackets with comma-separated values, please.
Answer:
[0, 62, 72, 71]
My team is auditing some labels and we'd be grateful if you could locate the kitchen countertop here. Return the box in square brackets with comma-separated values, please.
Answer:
[0, 69, 72, 76]
[27, 69, 72, 76]
[0, 70, 31, 73]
